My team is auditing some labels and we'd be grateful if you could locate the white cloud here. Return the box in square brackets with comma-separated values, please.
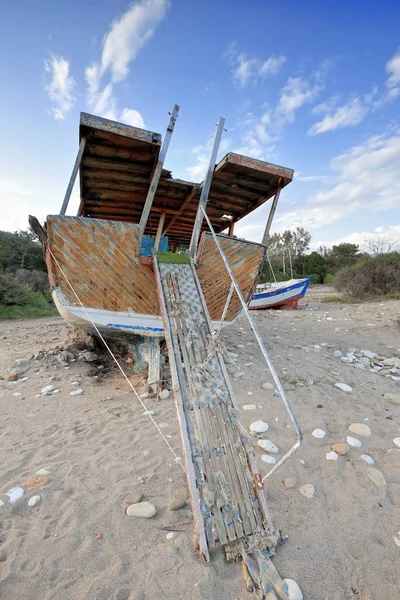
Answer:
[44, 55, 76, 120]
[186, 135, 232, 181]
[308, 97, 368, 135]
[120, 108, 146, 128]
[226, 44, 286, 86]
[275, 128, 400, 231]
[276, 76, 322, 124]
[386, 48, 400, 90]
[85, 0, 169, 121]
[312, 225, 400, 250]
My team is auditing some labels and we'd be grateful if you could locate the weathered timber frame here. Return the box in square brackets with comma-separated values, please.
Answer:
[139, 105, 179, 240]
[261, 177, 283, 245]
[60, 137, 86, 215]
[188, 117, 225, 259]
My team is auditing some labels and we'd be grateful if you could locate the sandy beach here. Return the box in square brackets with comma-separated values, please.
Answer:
[1, 288, 400, 599]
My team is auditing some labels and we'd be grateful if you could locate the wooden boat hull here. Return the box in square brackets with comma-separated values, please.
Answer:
[46, 216, 265, 337]
[249, 277, 310, 310]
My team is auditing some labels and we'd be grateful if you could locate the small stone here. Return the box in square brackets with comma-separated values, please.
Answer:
[143, 409, 154, 415]
[284, 477, 296, 488]
[7, 374, 18, 382]
[384, 393, 400, 405]
[166, 532, 174, 540]
[360, 454, 374, 465]
[393, 438, 400, 448]
[28, 495, 41, 507]
[203, 489, 215, 505]
[6, 487, 25, 503]
[349, 423, 371, 437]
[283, 383, 296, 392]
[333, 350, 342, 357]
[250, 420, 269, 434]
[326, 451, 338, 461]
[70, 388, 83, 396]
[41, 385, 56, 395]
[159, 389, 170, 400]
[243, 404, 257, 411]
[13, 392, 22, 397]
[36, 468, 51, 476]
[169, 498, 187, 511]
[126, 501, 157, 518]
[244, 362, 253, 367]
[124, 491, 143, 505]
[347, 436, 362, 447]
[261, 454, 276, 464]
[10, 358, 31, 375]
[261, 382, 274, 390]
[312, 428, 326, 439]
[283, 578, 303, 600]
[81, 351, 99, 362]
[331, 443, 349, 456]
[233, 371, 245, 379]
[257, 439, 279, 453]
[143, 450, 150, 458]
[23, 476, 50, 492]
[299, 484, 315, 499]
[335, 383, 352, 392]
[367, 468, 386, 487]
[361, 350, 377, 359]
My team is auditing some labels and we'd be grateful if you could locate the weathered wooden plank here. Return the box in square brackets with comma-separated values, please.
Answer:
[81, 112, 161, 146]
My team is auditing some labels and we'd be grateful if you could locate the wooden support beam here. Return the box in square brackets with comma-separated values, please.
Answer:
[139, 105, 179, 235]
[261, 178, 283, 245]
[228, 220, 235, 236]
[60, 137, 86, 215]
[154, 211, 166, 252]
[162, 186, 198, 235]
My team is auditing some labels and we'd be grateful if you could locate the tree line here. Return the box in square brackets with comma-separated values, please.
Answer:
[261, 227, 399, 285]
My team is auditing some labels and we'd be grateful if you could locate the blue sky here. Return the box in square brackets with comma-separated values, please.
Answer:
[1, 0, 400, 250]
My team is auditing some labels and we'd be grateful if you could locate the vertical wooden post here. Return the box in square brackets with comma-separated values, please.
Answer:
[154, 211, 166, 252]
[228, 220, 235, 236]
[139, 105, 179, 237]
[188, 117, 225, 259]
[60, 137, 86, 215]
[261, 178, 283, 246]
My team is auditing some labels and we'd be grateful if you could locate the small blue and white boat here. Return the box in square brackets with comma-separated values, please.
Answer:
[249, 276, 311, 310]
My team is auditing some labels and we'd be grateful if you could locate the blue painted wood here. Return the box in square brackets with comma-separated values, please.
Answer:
[140, 235, 168, 257]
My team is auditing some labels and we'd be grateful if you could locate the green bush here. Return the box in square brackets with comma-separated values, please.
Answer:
[335, 252, 400, 298]
[309, 273, 321, 284]
[0, 274, 32, 305]
[324, 273, 336, 284]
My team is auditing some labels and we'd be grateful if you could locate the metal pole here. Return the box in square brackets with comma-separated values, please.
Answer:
[188, 117, 225, 259]
[199, 205, 302, 480]
[60, 137, 86, 215]
[288, 247, 293, 278]
[139, 105, 179, 235]
[261, 178, 283, 245]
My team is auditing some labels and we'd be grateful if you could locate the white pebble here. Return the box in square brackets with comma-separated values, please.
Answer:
[13, 392, 22, 397]
[299, 484, 315, 499]
[247, 391, 253, 395]
[335, 383, 353, 392]
[166, 532, 174, 540]
[261, 454, 276, 464]
[347, 436, 362, 447]
[250, 420, 269, 434]
[261, 382, 274, 390]
[7, 487, 25, 504]
[348, 423, 371, 437]
[243, 404, 257, 411]
[393, 536, 400, 547]
[393, 438, 400, 448]
[360, 454, 374, 465]
[70, 388, 83, 396]
[41, 385, 55, 395]
[257, 439, 279, 453]
[143, 410, 155, 415]
[159, 389, 170, 400]
[36, 468, 51, 476]
[312, 428, 326, 439]
[244, 362, 253, 367]
[283, 578, 303, 600]
[326, 451, 338, 461]
[28, 495, 41, 507]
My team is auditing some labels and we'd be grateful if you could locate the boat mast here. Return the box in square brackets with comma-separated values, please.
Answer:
[139, 104, 180, 240]
[188, 117, 225, 259]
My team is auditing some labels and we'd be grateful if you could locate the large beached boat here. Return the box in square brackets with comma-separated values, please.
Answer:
[31, 107, 302, 598]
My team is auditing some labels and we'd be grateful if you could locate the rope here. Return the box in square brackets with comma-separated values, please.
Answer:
[48, 248, 186, 473]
